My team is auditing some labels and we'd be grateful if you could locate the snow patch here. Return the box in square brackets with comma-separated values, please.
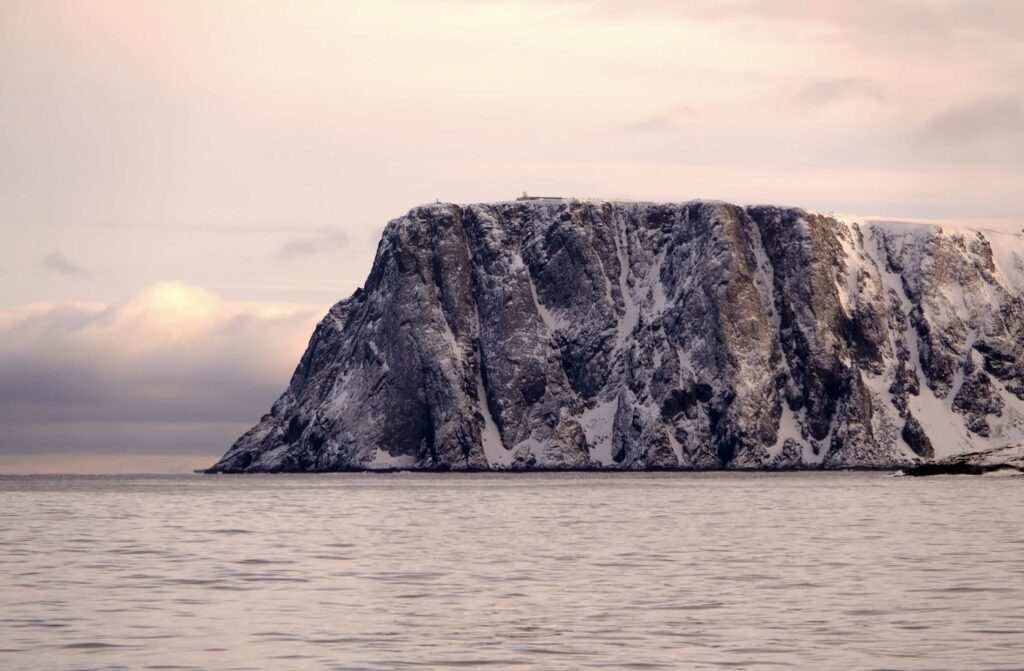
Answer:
[614, 215, 640, 347]
[771, 402, 803, 460]
[476, 364, 511, 468]
[367, 449, 417, 470]
[579, 398, 618, 466]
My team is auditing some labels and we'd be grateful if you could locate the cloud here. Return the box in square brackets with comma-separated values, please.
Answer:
[921, 96, 1024, 144]
[0, 282, 326, 458]
[0, 452, 220, 475]
[610, 104, 697, 135]
[795, 77, 886, 107]
[614, 115, 677, 134]
[38, 252, 86, 277]
[557, 0, 1024, 44]
[279, 226, 350, 260]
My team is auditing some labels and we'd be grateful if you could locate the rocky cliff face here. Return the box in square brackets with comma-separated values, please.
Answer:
[208, 200, 1024, 472]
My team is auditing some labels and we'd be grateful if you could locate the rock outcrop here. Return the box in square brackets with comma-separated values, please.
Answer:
[902, 445, 1024, 476]
[207, 200, 1024, 472]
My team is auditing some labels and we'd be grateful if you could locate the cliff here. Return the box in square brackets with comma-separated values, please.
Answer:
[208, 200, 1024, 472]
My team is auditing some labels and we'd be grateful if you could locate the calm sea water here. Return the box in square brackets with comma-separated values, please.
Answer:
[1, 472, 1022, 671]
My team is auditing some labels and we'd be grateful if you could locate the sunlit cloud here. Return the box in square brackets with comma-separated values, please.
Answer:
[0, 281, 326, 456]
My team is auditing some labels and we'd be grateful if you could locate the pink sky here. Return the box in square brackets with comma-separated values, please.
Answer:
[1, 1, 1022, 471]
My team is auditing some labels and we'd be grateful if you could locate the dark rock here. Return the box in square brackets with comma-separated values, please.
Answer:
[901, 415, 934, 458]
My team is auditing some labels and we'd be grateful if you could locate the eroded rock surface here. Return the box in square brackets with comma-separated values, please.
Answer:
[208, 200, 1024, 472]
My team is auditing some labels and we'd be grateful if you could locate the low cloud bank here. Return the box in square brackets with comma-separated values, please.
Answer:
[0, 282, 326, 462]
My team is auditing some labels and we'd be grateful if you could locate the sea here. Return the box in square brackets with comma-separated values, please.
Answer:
[1, 472, 1022, 670]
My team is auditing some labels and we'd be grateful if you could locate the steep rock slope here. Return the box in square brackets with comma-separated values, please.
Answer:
[208, 200, 1024, 472]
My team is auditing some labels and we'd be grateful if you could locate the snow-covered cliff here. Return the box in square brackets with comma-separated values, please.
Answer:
[208, 200, 1024, 472]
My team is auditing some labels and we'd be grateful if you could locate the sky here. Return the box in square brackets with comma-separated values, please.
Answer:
[2, 0, 1023, 472]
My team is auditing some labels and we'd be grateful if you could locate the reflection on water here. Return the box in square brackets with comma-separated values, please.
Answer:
[1, 472, 1022, 670]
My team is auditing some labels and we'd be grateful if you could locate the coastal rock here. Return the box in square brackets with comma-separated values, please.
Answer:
[208, 200, 1024, 472]
[902, 445, 1024, 476]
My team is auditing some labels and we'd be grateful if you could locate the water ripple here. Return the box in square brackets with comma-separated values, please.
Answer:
[1, 472, 1023, 670]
